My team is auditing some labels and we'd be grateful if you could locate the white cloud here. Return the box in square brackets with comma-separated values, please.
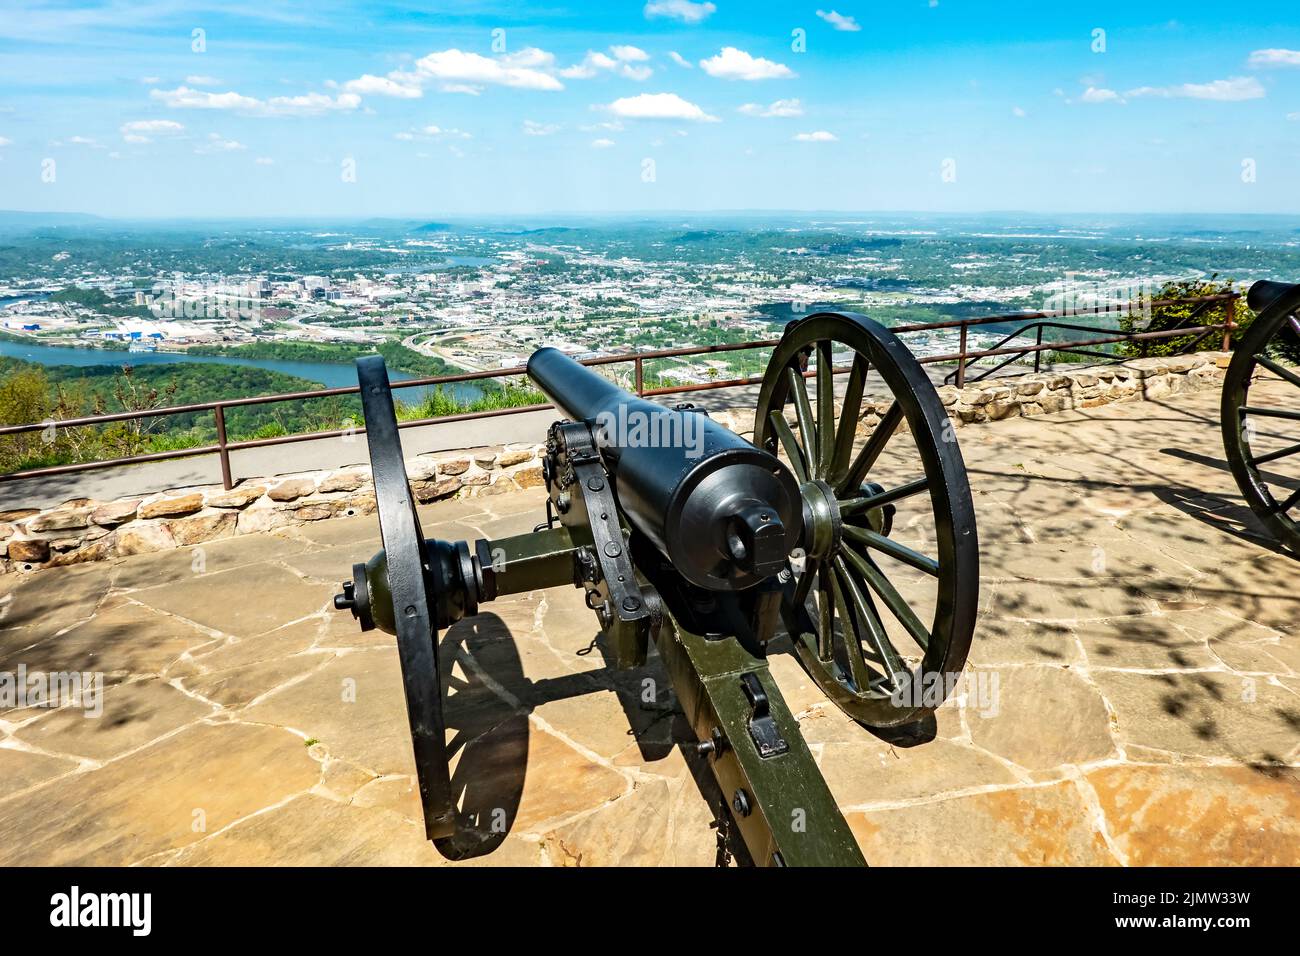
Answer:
[1079, 86, 1122, 103]
[738, 98, 804, 117]
[185, 75, 220, 86]
[562, 51, 616, 79]
[1248, 49, 1300, 68]
[66, 135, 102, 147]
[139, 76, 159, 84]
[422, 125, 471, 138]
[611, 45, 649, 62]
[0, 137, 11, 147]
[699, 47, 795, 81]
[343, 73, 423, 98]
[1289, 111, 1300, 121]
[668, 51, 692, 69]
[1125, 76, 1265, 101]
[816, 10, 861, 32]
[394, 125, 471, 141]
[151, 86, 361, 115]
[644, 0, 716, 23]
[563, 47, 653, 81]
[195, 133, 246, 153]
[121, 119, 184, 133]
[1012, 105, 1027, 117]
[255, 156, 274, 165]
[119, 119, 184, 142]
[794, 130, 837, 142]
[409, 48, 563, 92]
[603, 92, 718, 121]
[151, 87, 261, 111]
[523, 119, 561, 136]
[591, 138, 616, 148]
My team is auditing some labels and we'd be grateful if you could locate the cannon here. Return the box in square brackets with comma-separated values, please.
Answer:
[1222, 280, 1300, 556]
[333, 311, 980, 865]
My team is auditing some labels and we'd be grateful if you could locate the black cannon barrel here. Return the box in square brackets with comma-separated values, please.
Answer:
[1247, 279, 1300, 313]
[527, 347, 801, 591]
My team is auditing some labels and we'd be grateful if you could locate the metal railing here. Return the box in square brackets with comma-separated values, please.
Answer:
[0, 293, 1240, 490]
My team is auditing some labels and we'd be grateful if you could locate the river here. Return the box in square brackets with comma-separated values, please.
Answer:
[0, 339, 486, 403]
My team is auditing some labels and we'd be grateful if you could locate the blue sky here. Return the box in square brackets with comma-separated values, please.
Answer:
[1, 0, 1298, 217]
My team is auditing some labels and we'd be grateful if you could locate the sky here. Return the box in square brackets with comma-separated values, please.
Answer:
[1, 0, 1299, 218]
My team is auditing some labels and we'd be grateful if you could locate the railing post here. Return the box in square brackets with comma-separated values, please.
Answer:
[1222, 295, 1236, 352]
[955, 322, 968, 389]
[214, 404, 233, 490]
[634, 355, 644, 396]
[1033, 326, 1043, 374]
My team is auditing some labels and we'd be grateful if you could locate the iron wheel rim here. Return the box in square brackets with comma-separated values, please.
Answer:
[357, 355, 458, 840]
[754, 311, 980, 727]
[1221, 288, 1300, 556]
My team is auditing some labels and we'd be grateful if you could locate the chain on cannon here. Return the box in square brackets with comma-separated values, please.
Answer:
[333, 310, 981, 866]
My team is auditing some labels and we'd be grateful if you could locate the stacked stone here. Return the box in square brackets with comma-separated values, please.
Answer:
[0, 353, 1231, 575]
[1, 443, 546, 573]
[931, 352, 1224, 427]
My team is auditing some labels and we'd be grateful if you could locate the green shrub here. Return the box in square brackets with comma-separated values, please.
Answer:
[1117, 276, 1239, 357]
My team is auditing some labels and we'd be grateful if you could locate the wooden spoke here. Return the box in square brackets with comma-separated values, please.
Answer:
[816, 340, 836, 479]
[825, 563, 876, 693]
[840, 400, 903, 494]
[840, 545, 932, 652]
[829, 355, 868, 487]
[841, 524, 941, 577]
[787, 365, 818, 475]
[834, 556, 907, 690]
[792, 555, 818, 610]
[816, 566, 834, 662]
[1274, 485, 1300, 515]
[768, 409, 809, 483]
[758, 310, 980, 725]
[1256, 355, 1300, 391]
[1252, 441, 1300, 466]
[1240, 405, 1300, 422]
[840, 476, 930, 516]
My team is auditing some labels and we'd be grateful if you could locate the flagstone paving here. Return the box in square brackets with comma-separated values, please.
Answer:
[0, 380, 1296, 866]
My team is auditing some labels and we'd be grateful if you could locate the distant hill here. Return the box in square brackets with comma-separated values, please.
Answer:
[0, 211, 106, 232]
[412, 221, 453, 233]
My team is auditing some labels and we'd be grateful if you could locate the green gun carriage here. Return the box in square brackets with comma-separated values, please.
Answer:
[333, 312, 981, 866]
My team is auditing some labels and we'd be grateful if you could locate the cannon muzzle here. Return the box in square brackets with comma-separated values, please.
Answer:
[1246, 279, 1300, 313]
[527, 347, 801, 590]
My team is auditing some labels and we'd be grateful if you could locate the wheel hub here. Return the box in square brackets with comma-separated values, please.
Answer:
[799, 479, 841, 561]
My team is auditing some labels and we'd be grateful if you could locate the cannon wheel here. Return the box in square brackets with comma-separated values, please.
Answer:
[754, 312, 979, 727]
[1221, 286, 1300, 556]
[356, 356, 457, 840]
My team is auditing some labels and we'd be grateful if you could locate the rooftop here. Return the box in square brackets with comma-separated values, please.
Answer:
[0, 380, 1296, 866]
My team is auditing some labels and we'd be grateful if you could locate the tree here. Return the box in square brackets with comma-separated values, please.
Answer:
[1117, 276, 1238, 358]
[0, 367, 51, 471]
[96, 365, 181, 457]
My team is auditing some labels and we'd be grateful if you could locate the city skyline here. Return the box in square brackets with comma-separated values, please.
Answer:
[2, 1, 1299, 217]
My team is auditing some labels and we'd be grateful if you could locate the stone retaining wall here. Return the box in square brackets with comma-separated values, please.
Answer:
[0, 352, 1229, 574]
